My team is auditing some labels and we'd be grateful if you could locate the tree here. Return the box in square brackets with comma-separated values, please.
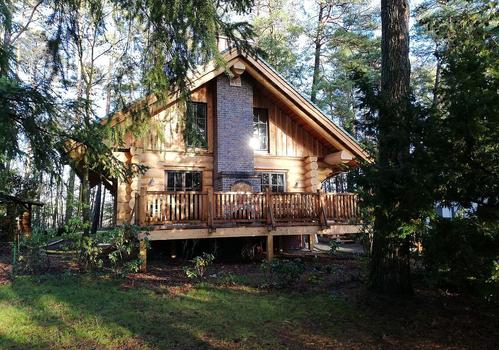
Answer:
[251, 0, 305, 86]
[368, 0, 414, 294]
[417, 0, 498, 212]
[1, 0, 256, 234]
[307, 0, 377, 104]
[302, 0, 379, 136]
[414, 0, 499, 297]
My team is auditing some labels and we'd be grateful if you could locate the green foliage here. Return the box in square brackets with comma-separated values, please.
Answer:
[80, 236, 104, 271]
[16, 232, 51, 275]
[79, 223, 148, 275]
[422, 217, 499, 302]
[184, 252, 215, 280]
[1, 0, 257, 231]
[251, 0, 305, 85]
[412, 0, 498, 300]
[329, 239, 340, 255]
[260, 258, 305, 288]
[14, 218, 148, 276]
[418, 0, 499, 212]
[105, 224, 148, 276]
[307, 0, 380, 131]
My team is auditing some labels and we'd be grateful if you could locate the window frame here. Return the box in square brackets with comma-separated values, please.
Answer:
[259, 172, 286, 193]
[253, 108, 269, 152]
[165, 170, 202, 192]
[185, 101, 208, 148]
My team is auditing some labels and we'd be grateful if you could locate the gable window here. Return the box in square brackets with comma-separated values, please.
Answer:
[253, 108, 269, 151]
[166, 171, 202, 191]
[260, 172, 285, 193]
[185, 102, 208, 148]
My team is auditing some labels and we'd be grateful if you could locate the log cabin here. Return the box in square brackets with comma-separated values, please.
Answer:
[104, 47, 370, 268]
[0, 192, 43, 241]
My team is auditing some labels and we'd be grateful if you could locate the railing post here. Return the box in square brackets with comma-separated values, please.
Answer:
[265, 188, 274, 231]
[317, 189, 327, 228]
[134, 192, 139, 225]
[207, 187, 214, 232]
[139, 186, 147, 226]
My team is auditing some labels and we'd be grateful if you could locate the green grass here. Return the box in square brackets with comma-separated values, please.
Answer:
[2, 273, 497, 349]
[0, 275, 351, 349]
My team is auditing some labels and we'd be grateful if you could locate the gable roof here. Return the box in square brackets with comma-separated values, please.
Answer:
[116, 49, 370, 162]
[185, 50, 369, 162]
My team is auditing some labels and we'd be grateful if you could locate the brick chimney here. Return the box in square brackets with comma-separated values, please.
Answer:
[213, 69, 260, 192]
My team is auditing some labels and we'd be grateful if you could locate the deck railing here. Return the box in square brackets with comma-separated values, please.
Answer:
[137, 188, 359, 227]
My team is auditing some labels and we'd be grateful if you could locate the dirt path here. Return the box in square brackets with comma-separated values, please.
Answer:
[0, 261, 11, 285]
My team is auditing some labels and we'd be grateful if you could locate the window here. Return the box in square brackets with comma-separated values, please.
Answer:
[166, 171, 202, 191]
[321, 173, 348, 193]
[260, 172, 285, 192]
[185, 102, 207, 148]
[253, 108, 269, 151]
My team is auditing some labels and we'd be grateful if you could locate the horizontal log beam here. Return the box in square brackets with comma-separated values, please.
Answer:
[142, 224, 363, 241]
[323, 150, 354, 165]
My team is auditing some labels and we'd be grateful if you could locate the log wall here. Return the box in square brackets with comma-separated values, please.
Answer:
[115, 78, 338, 224]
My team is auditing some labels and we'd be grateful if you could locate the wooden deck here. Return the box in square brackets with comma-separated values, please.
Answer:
[135, 189, 361, 270]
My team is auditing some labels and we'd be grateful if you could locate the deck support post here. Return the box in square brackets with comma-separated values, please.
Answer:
[266, 235, 274, 261]
[139, 186, 147, 226]
[139, 239, 147, 272]
[309, 234, 316, 252]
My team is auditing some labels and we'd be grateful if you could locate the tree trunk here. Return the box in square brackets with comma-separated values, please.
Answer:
[56, 174, 64, 228]
[81, 162, 91, 236]
[65, 169, 75, 225]
[432, 43, 441, 108]
[100, 188, 106, 227]
[369, 0, 413, 294]
[310, 4, 324, 103]
[91, 183, 102, 234]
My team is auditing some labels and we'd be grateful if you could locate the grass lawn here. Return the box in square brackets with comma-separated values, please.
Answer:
[0, 274, 353, 350]
[0, 264, 497, 349]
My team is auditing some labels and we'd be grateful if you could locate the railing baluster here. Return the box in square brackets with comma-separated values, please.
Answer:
[142, 190, 358, 227]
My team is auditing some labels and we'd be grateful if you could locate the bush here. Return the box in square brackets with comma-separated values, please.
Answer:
[16, 232, 51, 274]
[184, 252, 215, 279]
[423, 217, 499, 302]
[15, 221, 148, 276]
[105, 224, 147, 275]
[260, 259, 305, 289]
[329, 239, 340, 255]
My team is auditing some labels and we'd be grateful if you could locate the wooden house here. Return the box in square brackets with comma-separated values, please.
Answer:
[107, 48, 369, 267]
[0, 192, 43, 241]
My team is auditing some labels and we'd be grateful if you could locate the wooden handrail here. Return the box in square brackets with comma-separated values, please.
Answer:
[139, 190, 359, 226]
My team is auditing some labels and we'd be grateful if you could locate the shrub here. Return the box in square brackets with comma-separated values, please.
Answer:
[260, 259, 305, 289]
[329, 239, 340, 255]
[184, 252, 215, 279]
[16, 232, 51, 274]
[106, 224, 147, 276]
[80, 235, 104, 271]
[423, 217, 499, 302]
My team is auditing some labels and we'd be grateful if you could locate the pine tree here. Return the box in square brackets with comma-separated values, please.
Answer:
[368, 0, 413, 294]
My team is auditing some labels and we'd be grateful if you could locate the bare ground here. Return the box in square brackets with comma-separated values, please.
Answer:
[124, 255, 499, 350]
